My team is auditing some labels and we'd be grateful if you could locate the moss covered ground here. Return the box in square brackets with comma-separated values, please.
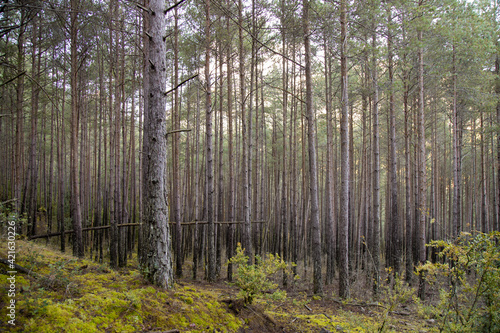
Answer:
[1, 240, 438, 332]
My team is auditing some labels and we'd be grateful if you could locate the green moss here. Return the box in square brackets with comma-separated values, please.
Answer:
[0, 240, 436, 333]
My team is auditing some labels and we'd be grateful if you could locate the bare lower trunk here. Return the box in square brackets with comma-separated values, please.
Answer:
[417, 19, 427, 299]
[338, 0, 350, 299]
[140, 0, 173, 288]
[70, 0, 83, 258]
[205, 0, 216, 282]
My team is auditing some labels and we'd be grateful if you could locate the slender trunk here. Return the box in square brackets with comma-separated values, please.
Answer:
[14, 8, 26, 213]
[495, 51, 499, 231]
[325, 39, 335, 285]
[173, 6, 183, 278]
[452, 45, 462, 237]
[226, 13, 235, 280]
[481, 110, 488, 232]
[371, 27, 380, 296]
[239, 0, 252, 259]
[417, 10, 427, 298]
[217, 40, 224, 276]
[193, 74, 201, 279]
[70, 0, 83, 258]
[304, 0, 322, 295]
[281, 3, 289, 286]
[27, 16, 40, 236]
[387, 7, 401, 274]
[339, 0, 349, 299]
[205, 0, 216, 282]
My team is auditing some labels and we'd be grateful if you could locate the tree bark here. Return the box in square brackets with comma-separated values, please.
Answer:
[495, 51, 499, 232]
[371, 25, 380, 296]
[417, 8, 427, 298]
[325, 38, 335, 285]
[239, 0, 252, 260]
[226, 10, 235, 280]
[140, 0, 173, 288]
[452, 45, 462, 238]
[339, 0, 349, 299]
[173, 5, 183, 278]
[70, 0, 84, 258]
[205, 0, 216, 282]
[387, 6, 401, 274]
[303, 0, 322, 295]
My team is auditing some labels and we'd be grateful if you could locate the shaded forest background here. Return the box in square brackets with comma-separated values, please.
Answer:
[0, 0, 499, 296]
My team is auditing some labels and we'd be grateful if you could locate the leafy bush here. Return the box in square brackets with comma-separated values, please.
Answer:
[417, 231, 500, 332]
[227, 243, 296, 304]
[378, 272, 416, 332]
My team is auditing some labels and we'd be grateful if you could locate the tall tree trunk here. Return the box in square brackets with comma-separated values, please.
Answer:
[140, 0, 173, 288]
[452, 45, 462, 238]
[173, 5, 183, 278]
[205, 0, 216, 282]
[26, 15, 40, 236]
[402, 13, 412, 281]
[371, 25, 381, 296]
[193, 74, 201, 280]
[70, 0, 84, 258]
[387, 6, 401, 274]
[14, 6, 26, 214]
[303, 0, 322, 295]
[217, 40, 224, 276]
[281, 2, 289, 286]
[338, 0, 349, 299]
[480, 110, 488, 232]
[417, 8, 427, 298]
[495, 51, 499, 231]
[325, 38, 335, 285]
[239, 0, 252, 260]
[226, 13, 235, 280]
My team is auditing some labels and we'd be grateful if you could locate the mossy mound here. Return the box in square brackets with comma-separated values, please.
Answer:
[0, 241, 242, 332]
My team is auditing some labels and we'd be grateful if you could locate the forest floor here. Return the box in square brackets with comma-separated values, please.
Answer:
[0, 240, 439, 332]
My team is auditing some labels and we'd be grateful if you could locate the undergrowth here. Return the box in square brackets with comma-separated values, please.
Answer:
[417, 231, 500, 332]
[0, 203, 442, 333]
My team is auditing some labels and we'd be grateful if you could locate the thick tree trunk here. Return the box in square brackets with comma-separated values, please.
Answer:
[140, 0, 173, 288]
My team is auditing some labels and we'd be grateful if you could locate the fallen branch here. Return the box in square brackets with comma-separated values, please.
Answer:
[30, 220, 267, 239]
[331, 298, 386, 309]
[391, 311, 411, 316]
[0, 257, 39, 277]
[0, 198, 18, 206]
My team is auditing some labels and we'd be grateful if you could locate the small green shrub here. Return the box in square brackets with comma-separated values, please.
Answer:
[417, 231, 500, 332]
[377, 272, 416, 332]
[227, 243, 295, 304]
